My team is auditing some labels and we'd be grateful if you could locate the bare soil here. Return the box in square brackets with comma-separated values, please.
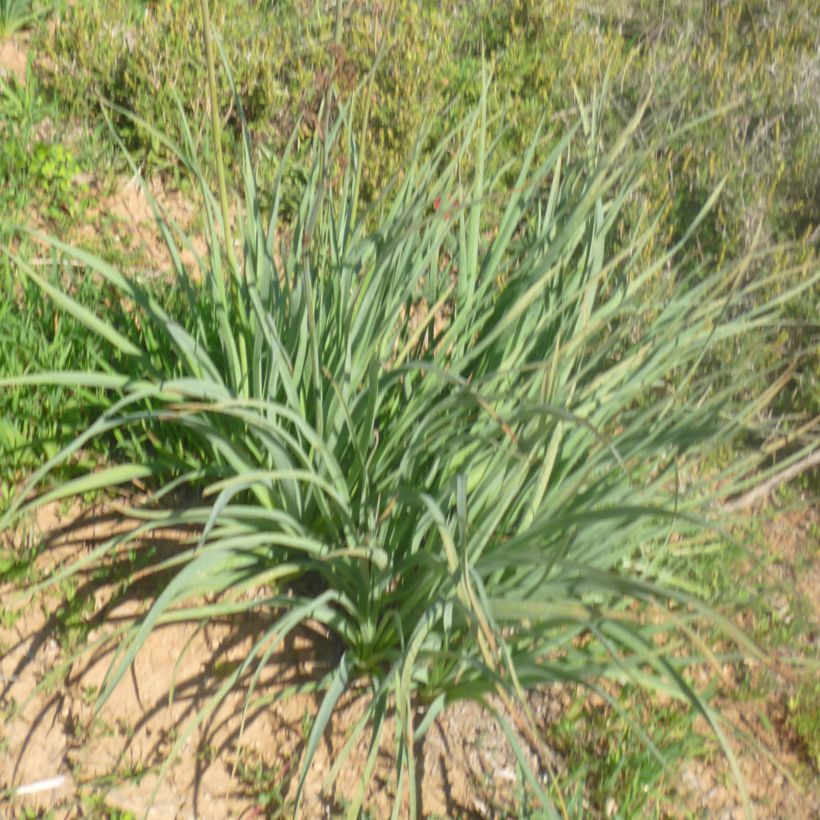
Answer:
[0, 36, 27, 83]
[73, 176, 211, 283]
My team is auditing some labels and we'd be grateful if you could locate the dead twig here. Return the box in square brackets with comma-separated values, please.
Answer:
[724, 448, 820, 512]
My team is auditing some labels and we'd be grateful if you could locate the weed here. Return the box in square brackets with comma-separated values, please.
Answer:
[81, 685, 99, 707]
[80, 790, 138, 819]
[19, 807, 55, 820]
[553, 689, 704, 817]
[788, 676, 820, 773]
[0, 249, 140, 505]
[0, 59, 54, 142]
[28, 142, 88, 223]
[234, 750, 292, 816]
[0, 541, 43, 585]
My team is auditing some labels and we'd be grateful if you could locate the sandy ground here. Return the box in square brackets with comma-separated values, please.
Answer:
[0, 36, 27, 84]
[74, 176, 211, 283]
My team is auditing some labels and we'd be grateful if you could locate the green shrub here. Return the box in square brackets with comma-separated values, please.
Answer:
[35, 1, 627, 194]
[37, 1, 285, 153]
[619, 0, 818, 251]
[591, 0, 820, 424]
[445, 1, 627, 152]
[35, 0, 818, 255]
[4, 1, 817, 813]
[34, 0, 448, 199]
[4, 60, 817, 813]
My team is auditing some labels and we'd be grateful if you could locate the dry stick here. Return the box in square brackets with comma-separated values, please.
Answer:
[724, 448, 820, 512]
[28, 258, 87, 267]
[197, 0, 249, 391]
[198, 0, 237, 276]
[14, 776, 66, 796]
[761, 414, 819, 456]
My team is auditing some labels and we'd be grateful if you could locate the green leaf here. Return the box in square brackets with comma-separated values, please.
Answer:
[295, 653, 352, 817]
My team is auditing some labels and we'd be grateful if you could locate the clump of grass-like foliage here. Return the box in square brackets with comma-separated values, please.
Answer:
[2, 30, 817, 820]
[0, 0, 48, 36]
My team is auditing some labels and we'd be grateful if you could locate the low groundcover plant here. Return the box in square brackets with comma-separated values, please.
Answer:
[2, 67, 816, 817]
